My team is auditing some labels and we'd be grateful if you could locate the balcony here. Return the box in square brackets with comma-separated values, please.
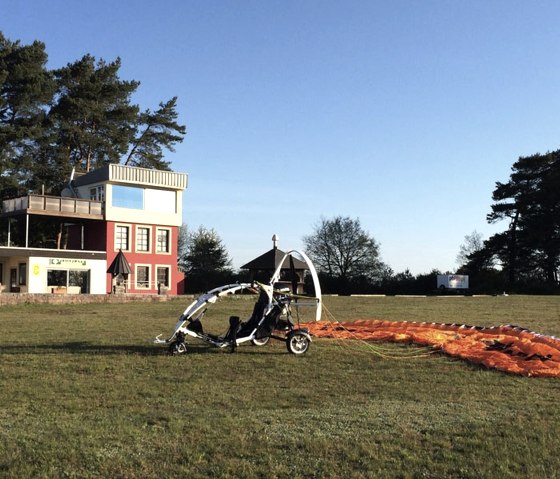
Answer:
[2, 195, 104, 220]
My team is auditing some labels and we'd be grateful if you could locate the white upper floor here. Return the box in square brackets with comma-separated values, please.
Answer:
[73, 164, 188, 227]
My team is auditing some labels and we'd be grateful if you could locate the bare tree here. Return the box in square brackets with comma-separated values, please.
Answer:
[456, 231, 484, 267]
[303, 216, 385, 287]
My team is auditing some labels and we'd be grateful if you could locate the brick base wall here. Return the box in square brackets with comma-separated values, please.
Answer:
[0, 293, 190, 306]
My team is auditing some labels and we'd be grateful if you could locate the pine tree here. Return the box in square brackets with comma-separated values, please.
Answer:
[0, 32, 55, 197]
[181, 226, 233, 293]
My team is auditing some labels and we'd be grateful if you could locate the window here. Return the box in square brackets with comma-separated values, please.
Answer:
[18, 263, 26, 286]
[47, 270, 67, 287]
[112, 185, 143, 209]
[47, 270, 90, 293]
[156, 228, 170, 253]
[110, 186, 176, 212]
[136, 227, 150, 252]
[115, 225, 130, 251]
[157, 266, 170, 287]
[89, 185, 105, 201]
[136, 265, 150, 289]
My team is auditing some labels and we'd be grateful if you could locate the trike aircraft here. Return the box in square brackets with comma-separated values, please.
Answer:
[154, 250, 321, 355]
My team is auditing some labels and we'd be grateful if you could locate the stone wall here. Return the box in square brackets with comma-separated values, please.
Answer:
[0, 293, 188, 306]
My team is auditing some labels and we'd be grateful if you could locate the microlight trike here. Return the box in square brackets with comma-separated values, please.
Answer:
[154, 250, 322, 355]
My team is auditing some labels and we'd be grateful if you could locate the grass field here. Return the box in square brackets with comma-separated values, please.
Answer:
[1, 295, 560, 478]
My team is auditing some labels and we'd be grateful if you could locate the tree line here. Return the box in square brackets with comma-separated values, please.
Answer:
[182, 150, 560, 295]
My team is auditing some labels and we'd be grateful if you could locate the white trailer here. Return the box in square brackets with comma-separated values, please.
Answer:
[437, 274, 469, 291]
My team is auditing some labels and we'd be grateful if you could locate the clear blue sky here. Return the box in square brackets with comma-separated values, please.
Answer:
[4, 0, 560, 274]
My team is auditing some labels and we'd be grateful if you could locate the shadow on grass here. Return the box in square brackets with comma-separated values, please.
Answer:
[0, 341, 288, 356]
[0, 342, 186, 356]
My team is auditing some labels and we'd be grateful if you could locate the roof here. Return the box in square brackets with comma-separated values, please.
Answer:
[107, 250, 132, 275]
[241, 248, 308, 271]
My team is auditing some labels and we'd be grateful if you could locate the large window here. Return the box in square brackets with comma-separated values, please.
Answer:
[47, 270, 67, 287]
[136, 226, 150, 252]
[112, 185, 143, 209]
[136, 265, 150, 289]
[157, 266, 170, 288]
[115, 225, 130, 251]
[156, 228, 170, 253]
[47, 270, 89, 293]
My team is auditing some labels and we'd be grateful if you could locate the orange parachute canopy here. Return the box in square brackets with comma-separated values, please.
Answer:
[305, 320, 560, 378]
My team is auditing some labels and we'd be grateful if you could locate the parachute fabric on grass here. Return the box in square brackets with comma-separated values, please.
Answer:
[305, 320, 560, 377]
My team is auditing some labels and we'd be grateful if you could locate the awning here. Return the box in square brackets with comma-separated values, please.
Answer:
[107, 249, 132, 275]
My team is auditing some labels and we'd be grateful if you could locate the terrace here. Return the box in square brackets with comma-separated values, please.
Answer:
[1, 194, 104, 220]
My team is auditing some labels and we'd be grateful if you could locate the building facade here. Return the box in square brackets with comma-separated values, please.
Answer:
[0, 164, 187, 295]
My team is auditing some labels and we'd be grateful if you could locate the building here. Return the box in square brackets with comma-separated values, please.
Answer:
[240, 235, 309, 293]
[0, 164, 187, 295]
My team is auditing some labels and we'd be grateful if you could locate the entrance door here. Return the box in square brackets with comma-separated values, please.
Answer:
[69, 270, 90, 294]
[10, 268, 18, 292]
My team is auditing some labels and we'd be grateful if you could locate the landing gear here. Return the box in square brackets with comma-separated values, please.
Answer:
[286, 330, 311, 355]
[251, 336, 271, 346]
[168, 332, 187, 355]
[169, 341, 187, 355]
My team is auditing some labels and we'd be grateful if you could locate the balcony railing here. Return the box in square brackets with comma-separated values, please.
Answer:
[108, 164, 187, 189]
[2, 194, 103, 217]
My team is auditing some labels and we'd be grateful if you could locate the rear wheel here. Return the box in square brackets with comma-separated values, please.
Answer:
[252, 336, 270, 346]
[286, 330, 310, 355]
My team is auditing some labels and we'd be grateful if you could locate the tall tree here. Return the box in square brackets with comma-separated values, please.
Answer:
[486, 150, 560, 287]
[1, 32, 187, 199]
[47, 55, 139, 176]
[124, 97, 186, 170]
[47, 55, 186, 179]
[0, 32, 54, 197]
[303, 216, 385, 292]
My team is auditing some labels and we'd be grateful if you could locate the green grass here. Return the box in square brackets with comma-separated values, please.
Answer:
[1, 295, 560, 478]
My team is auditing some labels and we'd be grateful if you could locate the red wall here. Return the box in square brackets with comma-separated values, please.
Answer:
[105, 222, 180, 294]
[67, 221, 181, 295]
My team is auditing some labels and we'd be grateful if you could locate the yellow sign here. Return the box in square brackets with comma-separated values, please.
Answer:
[33, 264, 40, 276]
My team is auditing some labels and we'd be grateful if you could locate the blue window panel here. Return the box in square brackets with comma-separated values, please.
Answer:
[112, 186, 144, 209]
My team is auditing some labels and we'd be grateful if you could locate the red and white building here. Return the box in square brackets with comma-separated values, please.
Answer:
[0, 164, 187, 295]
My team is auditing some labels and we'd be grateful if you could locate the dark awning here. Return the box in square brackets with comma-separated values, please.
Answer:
[107, 249, 132, 275]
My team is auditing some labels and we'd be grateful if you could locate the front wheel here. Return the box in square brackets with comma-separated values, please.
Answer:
[169, 341, 187, 355]
[286, 330, 311, 355]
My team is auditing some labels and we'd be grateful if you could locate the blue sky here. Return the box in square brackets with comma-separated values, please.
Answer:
[4, 1, 560, 273]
